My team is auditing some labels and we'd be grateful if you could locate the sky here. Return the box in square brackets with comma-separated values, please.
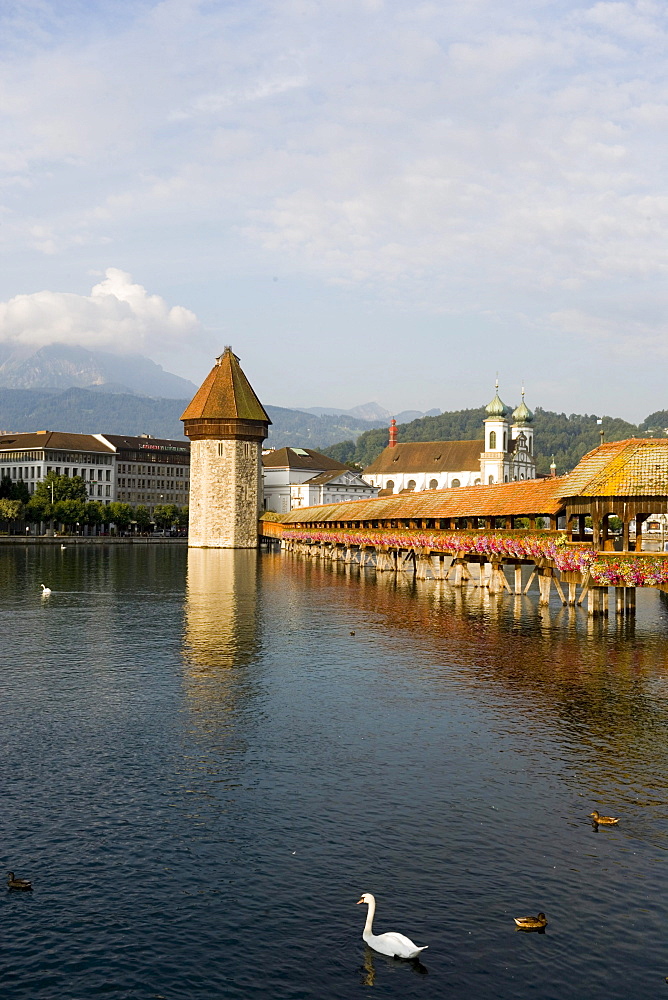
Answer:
[1, 0, 667, 422]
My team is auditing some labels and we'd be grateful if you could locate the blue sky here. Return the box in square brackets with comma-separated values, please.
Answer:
[1, 0, 667, 421]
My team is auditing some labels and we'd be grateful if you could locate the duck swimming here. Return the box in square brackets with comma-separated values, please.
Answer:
[357, 892, 428, 960]
[589, 810, 619, 825]
[7, 872, 32, 891]
[514, 912, 547, 930]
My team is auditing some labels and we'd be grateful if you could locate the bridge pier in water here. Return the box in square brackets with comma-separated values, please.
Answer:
[269, 534, 642, 617]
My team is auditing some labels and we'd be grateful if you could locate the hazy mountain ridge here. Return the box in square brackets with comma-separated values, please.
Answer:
[297, 401, 441, 423]
[0, 385, 661, 467]
[0, 343, 197, 399]
[0, 389, 381, 447]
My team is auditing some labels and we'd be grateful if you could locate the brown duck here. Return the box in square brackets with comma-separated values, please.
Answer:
[7, 871, 32, 891]
[589, 810, 619, 825]
[514, 912, 547, 930]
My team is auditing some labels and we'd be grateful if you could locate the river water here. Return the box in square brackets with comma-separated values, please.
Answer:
[2, 544, 668, 999]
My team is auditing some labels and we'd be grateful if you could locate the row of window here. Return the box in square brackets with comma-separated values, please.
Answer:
[118, 463, 187, 477]
[118, 478, 188, 490]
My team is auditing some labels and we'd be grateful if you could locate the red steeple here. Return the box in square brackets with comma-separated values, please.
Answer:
[389, 418, 397, 449]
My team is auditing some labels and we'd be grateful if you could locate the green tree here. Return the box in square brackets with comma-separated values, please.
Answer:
[177, 505, 189, 530]
[0, 475, 30, 502]
[0, 498, 24, 526]
[83, 501, 105, 530]
[108, 502, 134, 532]
[134, 505, 151, 532]
[28, 473, 88, 529]
[154, 503, 179, 529]
[55, 497, 86, 528]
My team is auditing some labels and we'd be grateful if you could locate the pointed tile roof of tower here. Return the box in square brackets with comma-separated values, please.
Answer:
[181, 347, 271, 424]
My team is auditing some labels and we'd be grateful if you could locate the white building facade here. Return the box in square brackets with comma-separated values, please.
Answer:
[262, 447, 378, 513]
[0, 430, 116, 501]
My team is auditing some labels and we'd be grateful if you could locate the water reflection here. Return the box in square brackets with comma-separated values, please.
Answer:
[182, 548, 263, 744]
[276, 552, 668, 826]
[359, 946, 429, 986]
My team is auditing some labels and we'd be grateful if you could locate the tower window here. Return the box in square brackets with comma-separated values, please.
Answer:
[489, 431, 496, 449]
[217, 442, 225, 457]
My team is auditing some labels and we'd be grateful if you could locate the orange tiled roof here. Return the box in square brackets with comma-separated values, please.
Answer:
[280, 475, 568, 522]
[561, 439, 668, 496]
[181, 347, 270, 424]
[364, 439, 483, 475]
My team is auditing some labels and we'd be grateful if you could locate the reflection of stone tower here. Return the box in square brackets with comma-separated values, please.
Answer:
[181, 347, 271, 548]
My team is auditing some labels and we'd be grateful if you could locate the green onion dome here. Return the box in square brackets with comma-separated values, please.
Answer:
[512, 391, 533, 424]
[485, 381, 510, 418]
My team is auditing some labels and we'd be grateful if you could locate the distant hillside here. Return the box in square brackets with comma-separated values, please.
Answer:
[297, 402, 441, 423]
[324, 407, 647, 475]
[0, 388, 380, 448]
[0, 343, 197, 398]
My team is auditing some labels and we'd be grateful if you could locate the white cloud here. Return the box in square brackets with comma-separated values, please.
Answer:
[2, 1, 668, 411]
[0, 268, 201, 354]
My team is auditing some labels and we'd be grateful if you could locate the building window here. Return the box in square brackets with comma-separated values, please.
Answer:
[503, 432, 507, 450]
[217, 442, 225, 457]
[489, 431, 496, 449]
[451, 479, 460, 488]
[407, 480, 416, 491]
[386, 480, 395, 492]
[488, 475, 495, 484]
[429, 479, 438, 490]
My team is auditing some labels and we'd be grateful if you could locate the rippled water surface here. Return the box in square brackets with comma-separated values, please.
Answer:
[3, 544, 668, 999]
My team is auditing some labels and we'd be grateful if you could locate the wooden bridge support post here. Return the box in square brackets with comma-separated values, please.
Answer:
[452, 557, 470, 587]
[625, 588, 636, 615]
[587, 588, 598, 617]
[514, 565, 522, 595]
[615, 587, 625, 616]
[587, 587, 608, 617]
[415, 550, 432, 580]
[538, 569, 552, 605]
[568, 582, 577, 606]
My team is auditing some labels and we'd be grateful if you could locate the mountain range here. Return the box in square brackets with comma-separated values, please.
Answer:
[0, 343, 197, 398]
[296, 402, 441, 423]
[0, 343, 663, 470]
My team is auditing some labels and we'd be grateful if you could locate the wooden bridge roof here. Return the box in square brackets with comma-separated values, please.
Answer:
[273, 438, 668, 525]
[562, 439, 668, 497]
[279, 475, 568, 523]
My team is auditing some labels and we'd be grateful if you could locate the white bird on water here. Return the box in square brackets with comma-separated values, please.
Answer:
[357, 892, 428, 960]
[40, 584, 51, 597]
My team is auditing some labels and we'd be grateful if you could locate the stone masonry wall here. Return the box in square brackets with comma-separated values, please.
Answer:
[188, 438, 261, 548]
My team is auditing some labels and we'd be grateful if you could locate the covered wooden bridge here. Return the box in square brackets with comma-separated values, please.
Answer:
[259, 439, 668, 615]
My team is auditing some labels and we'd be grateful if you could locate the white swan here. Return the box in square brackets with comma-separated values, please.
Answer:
[357, 892, 428, 960]
[40, 584, 52, 597]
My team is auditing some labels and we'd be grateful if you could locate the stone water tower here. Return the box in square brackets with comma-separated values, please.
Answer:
[181, 347, 271, 548]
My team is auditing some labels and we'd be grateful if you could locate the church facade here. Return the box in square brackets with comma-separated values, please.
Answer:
[364, 385, 536, 494]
